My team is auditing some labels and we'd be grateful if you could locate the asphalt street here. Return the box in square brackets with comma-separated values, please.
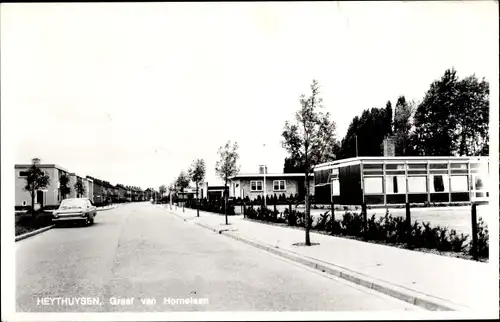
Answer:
[16, 202, 421, 312]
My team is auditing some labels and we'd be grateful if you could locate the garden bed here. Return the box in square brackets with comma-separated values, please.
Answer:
[243, 206, 489, 262]
[245, 217, 487, 262]
[15, 211, 54, 236]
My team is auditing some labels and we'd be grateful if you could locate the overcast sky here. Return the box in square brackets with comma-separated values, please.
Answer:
[2, 2, 498, 189]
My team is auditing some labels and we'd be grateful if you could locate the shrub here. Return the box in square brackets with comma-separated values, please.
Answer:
[448, 229, 469, 252]
[381, 214, 406, 244]
[245, 206, 258, 219]
[325, 215, 342, 235]
[421, 222, 439, 249]
[365, 214, 385, 241]
[340, 212, 364, 237]
[314, 212, 330, 231]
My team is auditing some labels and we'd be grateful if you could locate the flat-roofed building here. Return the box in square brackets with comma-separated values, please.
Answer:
[313, 156, 489, 206]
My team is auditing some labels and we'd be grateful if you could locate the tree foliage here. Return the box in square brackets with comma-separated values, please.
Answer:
[338, 68, 489, 158]
[159, 184, 167, 196]
[74, 180, 85, 197]
[339, 105, 392, 158]
[215, 141, 240, 186]
[59, 174, 71, 199]
[281, 80, 338, 172]
[24, 161, 51, 215]
[393, 96, 416, 156]
[176, 171, 190, 194]
[189, 158, 206, 189]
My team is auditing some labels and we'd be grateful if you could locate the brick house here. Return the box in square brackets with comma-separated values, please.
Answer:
[229, 172, 314, 201]
[116, 184, 128, 202]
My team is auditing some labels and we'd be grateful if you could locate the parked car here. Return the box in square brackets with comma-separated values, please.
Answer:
[52, 198, 97, 226]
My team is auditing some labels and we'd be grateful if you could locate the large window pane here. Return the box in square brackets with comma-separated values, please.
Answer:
[331, 179, 340, 196]
[408, 176, 427, 193]
[385, 176, 406, 194]
[431, 175, 449, 193]
[364, 177, 383, 194]
[451, 176, 468, 192]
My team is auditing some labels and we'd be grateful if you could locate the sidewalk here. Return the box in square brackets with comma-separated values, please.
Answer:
[163, 205, 494, 313]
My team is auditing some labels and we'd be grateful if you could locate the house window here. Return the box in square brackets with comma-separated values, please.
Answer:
[19, 171, 29, 177]
[250, 180, 263, 192]
[273, 180, 286, 191]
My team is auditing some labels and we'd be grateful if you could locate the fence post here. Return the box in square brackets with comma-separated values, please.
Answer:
[406, 202, 412, 248]
[288, 201, 293, 226]
[362, 202, 367, 236]
[331, 197, 335, 234]
[471, 203, 478, 261]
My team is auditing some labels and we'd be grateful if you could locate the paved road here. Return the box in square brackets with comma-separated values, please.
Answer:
[16, 202, 421, 312]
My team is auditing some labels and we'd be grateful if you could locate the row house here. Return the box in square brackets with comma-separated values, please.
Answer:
[15, 158, 143, 211]
[15, 161, 92, 210]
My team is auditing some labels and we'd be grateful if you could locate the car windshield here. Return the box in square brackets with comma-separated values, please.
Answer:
[59, 199, 87, 209]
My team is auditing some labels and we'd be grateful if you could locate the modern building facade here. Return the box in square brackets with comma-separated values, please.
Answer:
[313, 156, 490, 206]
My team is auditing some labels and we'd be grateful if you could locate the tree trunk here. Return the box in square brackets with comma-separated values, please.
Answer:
[196, 186, 200, 217]
[304, 174, 311, 246]
[31, 190, 36, 218]
[224, 179, 228, 225]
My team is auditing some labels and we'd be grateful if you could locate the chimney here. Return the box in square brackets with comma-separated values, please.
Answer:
[258, 165, 267, 174]
[383, 137, 395, 157]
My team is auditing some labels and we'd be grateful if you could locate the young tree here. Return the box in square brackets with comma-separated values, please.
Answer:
[75, 180, 85, 198]
[23, 159, 50, 217]
[281, 79, 338, 246]
[188, 158, 206, 217]
[59, 173, 71, 200]
[215, 141, 240, 225]
[176, 171, 190, 212]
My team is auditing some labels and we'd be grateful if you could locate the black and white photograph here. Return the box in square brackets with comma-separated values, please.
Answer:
[1, 1, 498, 321]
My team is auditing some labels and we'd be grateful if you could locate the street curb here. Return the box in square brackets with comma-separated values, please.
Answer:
[15, 225, 55, 242]
[192, 221, 471, 312]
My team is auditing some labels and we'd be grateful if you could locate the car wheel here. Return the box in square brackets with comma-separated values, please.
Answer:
[90, 216, 94, 225]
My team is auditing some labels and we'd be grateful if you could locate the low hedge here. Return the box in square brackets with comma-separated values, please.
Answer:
[244, 206, 489, 259]
[181, 199, 236, 216]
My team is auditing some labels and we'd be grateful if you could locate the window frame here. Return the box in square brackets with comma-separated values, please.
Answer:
[250, 180, 263, 192]
[273, 180, 286, 191]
